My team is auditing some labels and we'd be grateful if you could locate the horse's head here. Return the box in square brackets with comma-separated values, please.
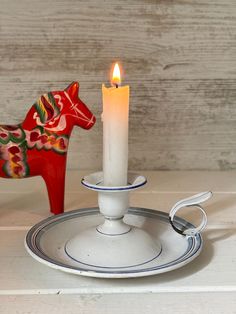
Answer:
[32, 82, 96, 134]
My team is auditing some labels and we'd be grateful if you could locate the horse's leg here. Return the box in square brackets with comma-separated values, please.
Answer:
[42, 157, 66, 215]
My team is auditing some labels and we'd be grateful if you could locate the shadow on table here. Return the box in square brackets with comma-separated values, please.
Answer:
[158, 226, 234, 281]
[93, 224, 236, 287]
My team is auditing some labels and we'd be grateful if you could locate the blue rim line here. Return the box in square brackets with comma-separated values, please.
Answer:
[81, 178, 147, 191]
[25, 207, 202, 275]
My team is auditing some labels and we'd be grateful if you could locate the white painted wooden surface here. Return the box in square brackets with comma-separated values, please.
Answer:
[0, 170, 235, 313]
[1, 0, 236, 170]
[0, 294, 236, 314]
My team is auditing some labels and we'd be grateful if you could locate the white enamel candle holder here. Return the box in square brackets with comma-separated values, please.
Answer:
[25, 171, 212, 278]
[64, 172, 211, 269]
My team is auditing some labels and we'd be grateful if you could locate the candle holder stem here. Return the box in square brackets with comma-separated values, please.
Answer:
[97, 191, 130, 235]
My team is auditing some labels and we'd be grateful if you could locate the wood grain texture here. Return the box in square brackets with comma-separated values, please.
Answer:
[0, 0, 236, 170]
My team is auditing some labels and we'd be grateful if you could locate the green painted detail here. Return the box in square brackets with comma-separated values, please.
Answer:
[0, 122, 68, 178]
[26, 126, 69, 154]
[34, 100, 47, 124]
[34, 92, 59, 124]
[2, 142, 29, 178]
[48, 92, 60, 116]
[0, 125, 25, 145]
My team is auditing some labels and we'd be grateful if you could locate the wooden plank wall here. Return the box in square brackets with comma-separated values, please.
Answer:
[0, 0, 235, 170]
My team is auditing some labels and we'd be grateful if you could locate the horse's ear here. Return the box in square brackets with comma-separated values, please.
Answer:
[65, 82, 79, 99]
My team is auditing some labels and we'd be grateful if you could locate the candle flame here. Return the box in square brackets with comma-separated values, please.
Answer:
[111, 63, 121, 87]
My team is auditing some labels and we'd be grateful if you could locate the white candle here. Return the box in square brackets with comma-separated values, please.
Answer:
[102, 63, 130, 186]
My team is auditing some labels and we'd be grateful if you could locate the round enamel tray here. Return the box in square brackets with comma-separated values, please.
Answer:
[25, 207, 203, 279]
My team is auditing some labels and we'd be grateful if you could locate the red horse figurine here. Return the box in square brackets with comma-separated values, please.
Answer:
[0, 82, 96, 214]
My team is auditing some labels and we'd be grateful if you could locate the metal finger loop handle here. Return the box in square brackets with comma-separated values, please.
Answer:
[169, 191, 212, 237]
